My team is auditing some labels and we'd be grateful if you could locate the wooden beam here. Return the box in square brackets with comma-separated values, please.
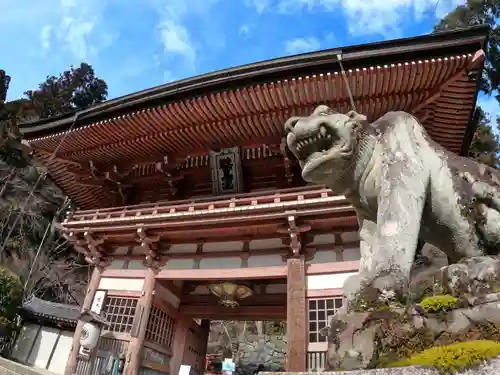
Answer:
[179, 305, 286, 320]
[180, 293, 287, 306]
[306, 260, 360, 275]
[101, 260, 360, 279]
[156, 266, 288, 280]
[306, 288, 343, 298]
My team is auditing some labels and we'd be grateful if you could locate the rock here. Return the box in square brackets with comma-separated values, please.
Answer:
[446, 310, 470, 333]
[261, 357, 500, 373]
[440, 256, 500, 297]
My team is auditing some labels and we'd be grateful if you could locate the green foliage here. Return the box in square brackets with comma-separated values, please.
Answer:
[0, 70, 10, 104]
[419, 295, 457, 313]
[24, 62, 107, 119]
[0, 266, 22, 326]
[390, 340, 500, 374]
[469, 108, 500, 169]
[0, 67, 90, 305]
[435, 1, 500, 168]
[435, 1, 500, 97]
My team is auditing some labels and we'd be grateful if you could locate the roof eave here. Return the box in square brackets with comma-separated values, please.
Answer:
[20, 25, 490, 139]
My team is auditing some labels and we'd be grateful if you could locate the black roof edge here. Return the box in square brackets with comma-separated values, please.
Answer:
[20, 25, 490, 138]
[460, 27, 491, 156]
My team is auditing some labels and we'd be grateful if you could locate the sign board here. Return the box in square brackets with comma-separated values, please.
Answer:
[179, 365, 191, 375]
[90, 290, 107, 314]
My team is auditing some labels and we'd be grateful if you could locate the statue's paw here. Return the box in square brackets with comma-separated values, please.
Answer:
[477, 205, 500, 250]
[342, 273, 367, 301]
[371, 272, 407, 300]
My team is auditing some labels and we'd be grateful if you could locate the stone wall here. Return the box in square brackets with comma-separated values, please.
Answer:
[207, 321, 287, 373]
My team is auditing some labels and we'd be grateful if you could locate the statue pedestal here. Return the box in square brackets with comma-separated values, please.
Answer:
[325, 255, 500, 373]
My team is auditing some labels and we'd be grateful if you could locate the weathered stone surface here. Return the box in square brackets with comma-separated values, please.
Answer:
[261, 358, 500, 374]
[324, 255, 500, 371]
[207, 331, 287, 372]
[285, 107, 500, 307]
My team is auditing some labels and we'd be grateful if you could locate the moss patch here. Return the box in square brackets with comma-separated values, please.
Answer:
[376, 316, 500, 369]
[389, 340, 500, 374]
[420, 295, 457, 313]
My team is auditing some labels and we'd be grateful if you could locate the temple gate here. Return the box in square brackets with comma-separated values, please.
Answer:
[18, 26, 487, 375]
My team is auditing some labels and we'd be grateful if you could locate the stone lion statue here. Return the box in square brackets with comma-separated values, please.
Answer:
[284, 105, 500, 305]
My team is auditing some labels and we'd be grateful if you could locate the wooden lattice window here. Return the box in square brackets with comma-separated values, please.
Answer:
[145, 305, 176, 348]
[104, 297, 138, 333]
[308, 297, 343, 343]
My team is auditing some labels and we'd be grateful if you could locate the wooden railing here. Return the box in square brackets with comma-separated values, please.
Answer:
[307, 351, 328, 372]
[64, 186, 350, 226]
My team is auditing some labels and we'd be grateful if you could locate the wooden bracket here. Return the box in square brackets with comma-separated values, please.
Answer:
[280, 138, 294, 185]
[136, 228, 161, 269]
[278, 215, 311, 259]
[80, 231, 111, 268]
[413, 51, 483, 116]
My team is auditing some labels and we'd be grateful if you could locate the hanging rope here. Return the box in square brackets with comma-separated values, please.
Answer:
[336, 53, 357, 113]
[0, 112, 80, 257]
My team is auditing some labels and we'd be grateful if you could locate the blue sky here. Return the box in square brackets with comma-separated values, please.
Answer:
[1, 0, 498, 119]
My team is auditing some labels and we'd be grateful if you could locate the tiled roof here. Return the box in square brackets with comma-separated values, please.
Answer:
[21, 297, 80, 327]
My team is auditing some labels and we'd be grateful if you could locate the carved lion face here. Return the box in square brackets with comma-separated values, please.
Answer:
[284, 105, 366, 183]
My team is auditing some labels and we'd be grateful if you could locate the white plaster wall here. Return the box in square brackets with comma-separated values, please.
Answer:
[10, 323, 39, 362]
[308, 250, 337, 264]
[127, 260, 146, 269]
[109, 260, 125, 269]
[247, 254, 285, 267]
[10, 325, 73, 375]
[169, 243, 197, 254]
[308, 342, 328, 352]
[341, 231, 359, 243]
[98, 277, 145, 291]
[249, 238, 283, 250]
[27, 326, 60, 369]
[113, 246, 130, 255]
[199, 257, 242, 269]
[203, 241, 243, 252]
[307, 272, 358, 290]
[343, 247, 361, 261]
[47, 331, 72, 374]
[311, 234, 336, 245]
[162, 259, 196, 269]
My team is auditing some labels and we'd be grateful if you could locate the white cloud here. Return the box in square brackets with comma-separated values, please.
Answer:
[239, 24, 251, 39]
[158, 20, 196, 68]
[2, 0, 113, 61]
[53, 0, 110, 60]
[155, 0, 221, 74]
[251, 0, 465, 38]
[40, 26, 52, 51]
[246, 0, 271, 13]
[285, 37, 321, 55]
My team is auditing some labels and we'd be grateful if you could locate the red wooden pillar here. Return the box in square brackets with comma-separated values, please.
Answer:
[124, 267, 156, 375]
[170, 317, 190, 375]
[65, 266, 103, 375]
[286, 256, 307, 371]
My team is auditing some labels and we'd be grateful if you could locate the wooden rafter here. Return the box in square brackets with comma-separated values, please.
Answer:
[412, 50, 485, 116]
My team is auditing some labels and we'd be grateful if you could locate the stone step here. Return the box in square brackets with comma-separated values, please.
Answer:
[0, 357, 56, 375]
[261, 359, 500, 375]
